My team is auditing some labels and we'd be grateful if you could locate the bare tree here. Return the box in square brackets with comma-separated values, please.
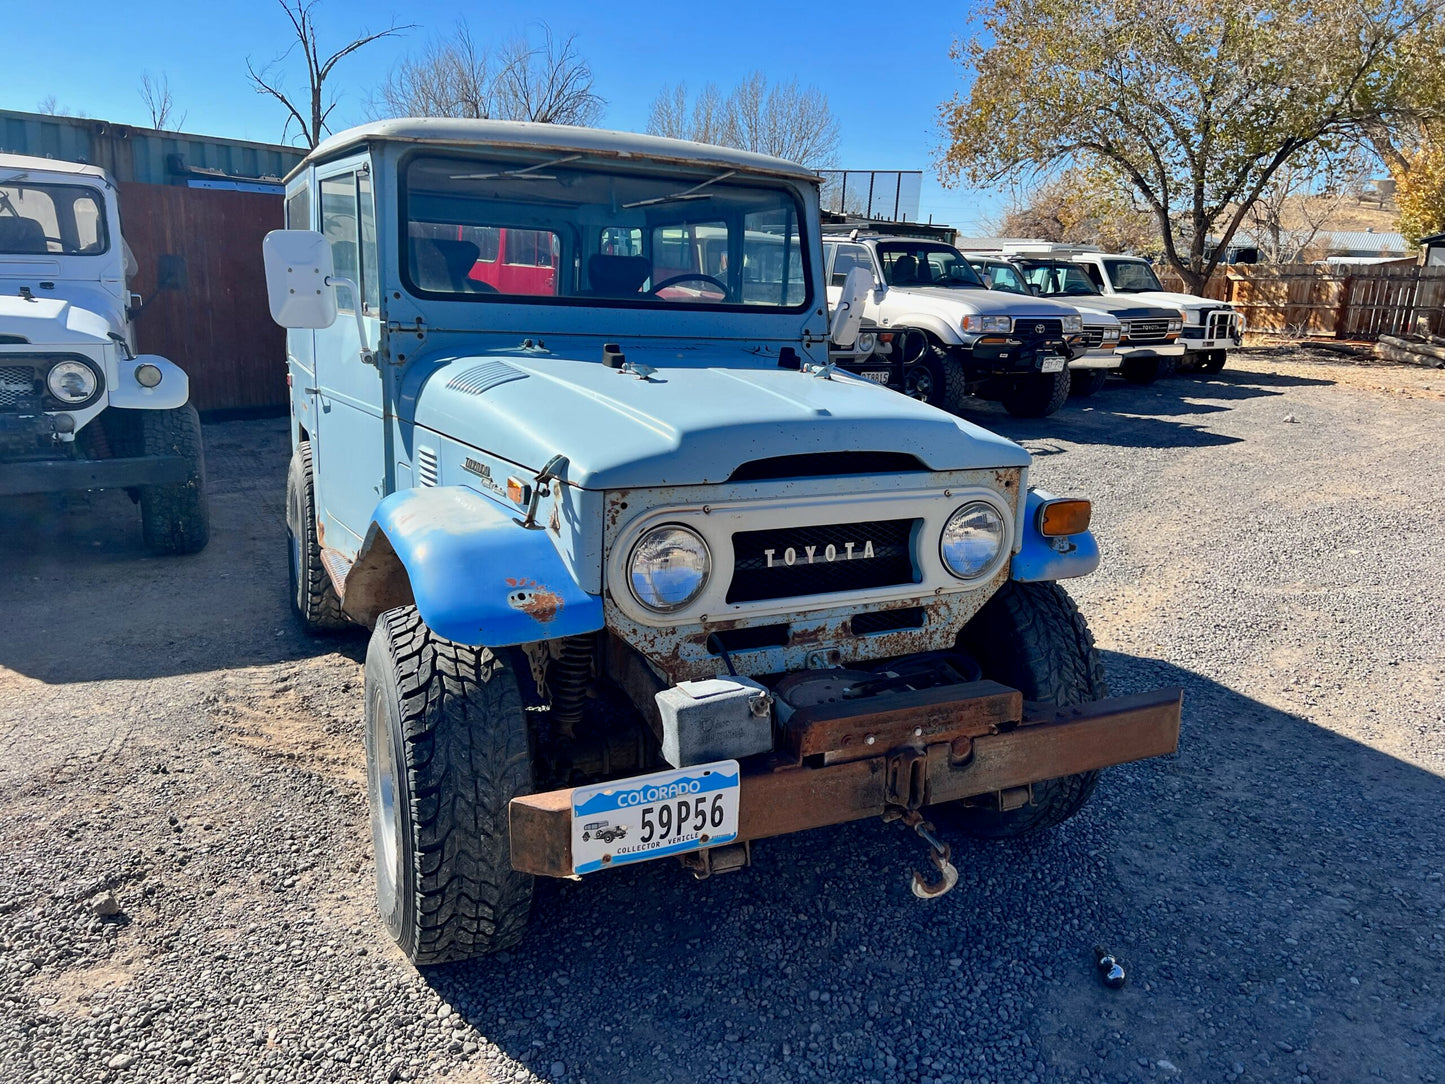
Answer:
[247, 0, 413, 148]
[139, 72, 187, 131]
[646, 73, 840, 168]
[1246, 156, 1372, 263]
[377, 22, 603, 125]
[36, 96, 85, 118]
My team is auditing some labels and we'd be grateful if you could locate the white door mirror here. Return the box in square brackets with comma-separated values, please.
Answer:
[263, 230, 339, 329]
[829, 266, 874, 348]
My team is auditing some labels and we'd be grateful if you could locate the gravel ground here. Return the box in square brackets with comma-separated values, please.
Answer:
[0, 344, 1442, 1084]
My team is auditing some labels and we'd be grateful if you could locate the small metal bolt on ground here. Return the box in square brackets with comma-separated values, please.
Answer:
[1094, 945, 1126, 989]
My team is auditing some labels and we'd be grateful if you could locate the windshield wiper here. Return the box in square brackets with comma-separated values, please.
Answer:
[622, 170, 737, 209]
[450, 155, 583, 182]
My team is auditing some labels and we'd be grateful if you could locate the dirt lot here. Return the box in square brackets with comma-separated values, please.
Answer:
[1, 345, 1442, 1084]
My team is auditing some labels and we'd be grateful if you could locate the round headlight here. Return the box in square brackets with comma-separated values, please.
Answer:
[628, 525, 711, 613]
[855, 330, 877, 355]
[134, 363, 163, 388]
[46, 360, 99, 404]
[940, 501, 1006, 579]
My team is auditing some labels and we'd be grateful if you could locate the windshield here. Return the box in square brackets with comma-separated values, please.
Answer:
[0, 181, 108, 256]
[403, 154, 809, 310]
[875, 242, 983, 289]
[1020, 260, 1102, 297]
[1104, 258, 1164, 293]
[973, 260, 1030, 294]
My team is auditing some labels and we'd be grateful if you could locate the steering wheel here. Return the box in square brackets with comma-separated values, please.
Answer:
[648, 273, 729, 299]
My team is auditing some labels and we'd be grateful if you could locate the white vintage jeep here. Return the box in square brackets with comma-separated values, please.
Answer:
[0, 153, 208, 554]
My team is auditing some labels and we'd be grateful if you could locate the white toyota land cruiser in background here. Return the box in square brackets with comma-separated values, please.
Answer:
[823, 233, 1087, 418]
[1043, 245, 1242, 373]
[0, 153, 208, 554]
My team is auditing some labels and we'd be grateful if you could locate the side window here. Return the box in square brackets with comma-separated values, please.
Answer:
[830, 244, 872, 287]
[601, 227, 643, 256]
[1080, 263, 1106, 290]
[320, 174, 359, 313]
[285, 186, 310, 231]
[358, 171, 379, 313]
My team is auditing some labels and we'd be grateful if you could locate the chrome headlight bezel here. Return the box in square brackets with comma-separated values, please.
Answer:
[939, 499, 1010, 581]
[45, 357, 104, 408]
[1062, 314, 1084, 334]
[627, 524, 712, 614]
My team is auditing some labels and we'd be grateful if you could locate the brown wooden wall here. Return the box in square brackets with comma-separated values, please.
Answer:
[119, 183, 287, 413]
[1158, 263, 1445, 340]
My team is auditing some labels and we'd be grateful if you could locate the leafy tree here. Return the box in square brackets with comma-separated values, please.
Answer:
[647, 73, 839, 168]
[376, 22, 603, 126]
[940, 0, 1445, 291]
[1000, 167, 1161, 255]
[1397, 141, 1445, 242]
[247, 0, 413, 148]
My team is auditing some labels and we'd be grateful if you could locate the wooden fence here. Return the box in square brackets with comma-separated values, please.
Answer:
[1158, 263, 1445, 340]
[120, 182, 287, 413]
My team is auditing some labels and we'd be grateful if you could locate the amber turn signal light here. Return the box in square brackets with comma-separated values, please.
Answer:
[1038, 498, 1092, 536]
[506, 477, 531, 506]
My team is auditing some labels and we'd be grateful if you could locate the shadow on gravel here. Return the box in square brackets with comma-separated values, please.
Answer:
[0, 417, 364, 683]
[420, 652, 1445, 1084]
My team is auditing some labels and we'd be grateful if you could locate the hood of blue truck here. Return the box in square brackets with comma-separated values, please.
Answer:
[403, 345, 1030, 489]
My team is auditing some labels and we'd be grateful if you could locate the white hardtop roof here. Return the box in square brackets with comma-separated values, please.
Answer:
[297, 119, 819, 185]
[0, 152, 112, 183]
[821, 232, 956, 245]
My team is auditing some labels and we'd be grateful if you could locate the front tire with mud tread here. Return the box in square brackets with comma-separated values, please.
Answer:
[365, 607, 534, 965]
[904, 340, 969, 414]
[931, 580, 1107, 837]
[1000, 368, 1071, 418]
[138, 405, 209, 555]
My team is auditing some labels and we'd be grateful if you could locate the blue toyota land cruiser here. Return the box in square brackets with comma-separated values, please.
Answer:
[264, 119, 1182, 966]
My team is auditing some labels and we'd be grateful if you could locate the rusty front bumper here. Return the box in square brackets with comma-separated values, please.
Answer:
[509, 682, 1182, 878]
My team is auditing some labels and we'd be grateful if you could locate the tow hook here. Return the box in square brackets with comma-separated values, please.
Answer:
[900, 809, 958, 900]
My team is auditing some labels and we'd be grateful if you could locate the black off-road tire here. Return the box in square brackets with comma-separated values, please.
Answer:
[1200, 350, 1227, 373]
[1119, 356, 1160, 384]
[1000, 367, 1071, 418]
[1068, 369, 1109, 398]
[903, 340, 968, 413]
[138, 404, 210, 555]
[286, 441, 348, 632]
[931, 580, 1108, 838]
[365, 607, 534, 965]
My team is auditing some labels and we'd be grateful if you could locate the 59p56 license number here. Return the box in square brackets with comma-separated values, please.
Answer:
[569, 761, 740, 875]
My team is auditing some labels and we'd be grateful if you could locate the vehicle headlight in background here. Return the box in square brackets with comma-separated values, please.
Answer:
[134, 363, 163, 388]
[854, 331, 877, 355]
[940, 501, 1006, 579]
[629, 525, 711, 613]
[962, 314, 1012, 333]
[46, 360, 100, 404]
[1062, 314, 1083, 333]
[1168, 315, 1184, 332]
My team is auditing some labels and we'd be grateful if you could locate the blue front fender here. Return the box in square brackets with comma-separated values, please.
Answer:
[1010, 489, 1100, 582]
[371, 486, 604, 646]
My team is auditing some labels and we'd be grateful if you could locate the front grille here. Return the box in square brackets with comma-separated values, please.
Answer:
[1014, 318, 1063, 339]
[0, 365, 41, 412]
[1080, 329, 1106, 349]
[726, 518, 918, 604]
[1122, 319, 1171, 343]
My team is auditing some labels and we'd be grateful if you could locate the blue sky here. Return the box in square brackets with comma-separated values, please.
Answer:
[2, 0, 1007, 229]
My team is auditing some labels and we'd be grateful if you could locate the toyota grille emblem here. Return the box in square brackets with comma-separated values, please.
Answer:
[1034, 323, 1046, 334]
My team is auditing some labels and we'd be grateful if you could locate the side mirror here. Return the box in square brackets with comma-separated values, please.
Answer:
[829, 266, 874, 348]
[263, 230, 339, 330]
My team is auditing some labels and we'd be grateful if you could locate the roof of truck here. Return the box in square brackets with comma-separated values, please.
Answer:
[295, 119, 820, 184]
[0, 152, 111, 182]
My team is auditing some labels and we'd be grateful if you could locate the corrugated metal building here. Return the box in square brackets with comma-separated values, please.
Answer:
[1, 109, 304, 413]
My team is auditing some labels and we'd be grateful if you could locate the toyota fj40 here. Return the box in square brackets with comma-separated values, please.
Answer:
[0, 154, 208, 553]
[822, 233, 1088, 417]
[264, 119, 1182, 966]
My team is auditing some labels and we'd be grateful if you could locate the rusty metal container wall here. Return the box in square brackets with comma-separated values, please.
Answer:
[0, 109, 302, 186]
[119, 183, 288, 413]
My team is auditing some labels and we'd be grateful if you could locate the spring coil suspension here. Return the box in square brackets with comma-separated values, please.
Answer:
[548, 635, 594, 737]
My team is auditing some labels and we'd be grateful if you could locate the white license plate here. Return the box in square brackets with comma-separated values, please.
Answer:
[1041, 356, 1066, 373]
[859, 370, 891, 385]
[570, 761, 740, 874]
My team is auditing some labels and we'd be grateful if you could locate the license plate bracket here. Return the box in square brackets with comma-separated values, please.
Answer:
[1041, 355, 1066, 373]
